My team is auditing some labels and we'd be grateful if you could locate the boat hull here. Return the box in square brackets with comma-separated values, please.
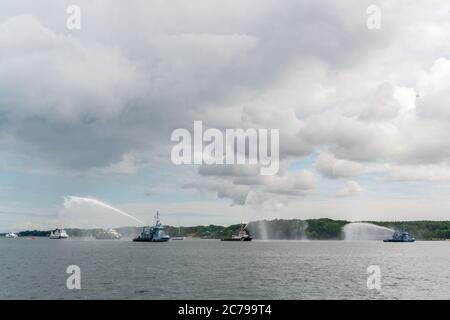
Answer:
[221, 237, 252, 242]
[133, 237, 170, 242]
[383, 239, 415, 242]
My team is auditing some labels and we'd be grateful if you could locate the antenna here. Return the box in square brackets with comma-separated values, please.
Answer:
[155, 211, 161, 225]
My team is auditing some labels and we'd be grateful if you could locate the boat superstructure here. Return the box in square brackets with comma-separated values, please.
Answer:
[96, 228, 122, 240]
[133, 212, 170, 242]
[383, 231, 415, 242]
[5, 232, 18, 238]
[49, 228, 69, 239]
[221, 223, 252, 241]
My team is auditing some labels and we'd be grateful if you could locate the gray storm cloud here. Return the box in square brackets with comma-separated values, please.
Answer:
[1, 0, 450, 211]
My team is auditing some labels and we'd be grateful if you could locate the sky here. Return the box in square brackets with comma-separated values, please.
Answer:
[2, 0, 450, 231]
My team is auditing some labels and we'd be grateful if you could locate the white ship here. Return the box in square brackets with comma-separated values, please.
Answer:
[49, 228, 69, 239]
[96, 228, 122, 240]
[5, 232, 18, 238]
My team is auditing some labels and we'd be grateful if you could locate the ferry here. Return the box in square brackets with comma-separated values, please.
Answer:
[133, 212, 170, 242]
[96, 228, 122, 240]
[383, 231, 415, 242]
[221, 223, 252, 242]
[49, 228, 69, 239]
[5, 232, 18, 238]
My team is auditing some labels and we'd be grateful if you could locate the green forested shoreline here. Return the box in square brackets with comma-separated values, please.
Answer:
[3, 218, 450, 240]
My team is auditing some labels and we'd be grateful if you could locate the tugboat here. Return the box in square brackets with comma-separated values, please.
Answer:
[49, 228, 69, 239]
[383, 230, 415, 242]
[221, 223, 252, 241]
[5, 232, 18, 238]
[96, 228, 122, 240]
[133, 212, 170, 242]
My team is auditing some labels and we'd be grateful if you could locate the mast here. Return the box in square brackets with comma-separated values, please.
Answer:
[155, 211, 160, 226]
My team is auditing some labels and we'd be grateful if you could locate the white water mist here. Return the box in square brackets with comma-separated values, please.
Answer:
[64, 196, 145, 226]
[343, 222, 394, 240]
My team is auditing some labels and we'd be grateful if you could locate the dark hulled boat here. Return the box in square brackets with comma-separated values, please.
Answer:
[221, 223, 252, 241]
[133, 211, 170, 242]
[383, 231, 415, 242]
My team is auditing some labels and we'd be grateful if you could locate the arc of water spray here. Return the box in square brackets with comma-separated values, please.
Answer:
[242, 190, 269, 239]
[343, 222, 394, 240]
[64, 196, 146, 225]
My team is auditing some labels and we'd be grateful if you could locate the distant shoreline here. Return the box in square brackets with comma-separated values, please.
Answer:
[2, 218, 450, 240]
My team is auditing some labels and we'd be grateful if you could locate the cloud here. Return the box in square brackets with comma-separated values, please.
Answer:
[315, 153, 365, 179]
[3, 1, 450, 228]
[264, 170, 317, 196]
[0, 15, 142, 123]
[183, 179, 251, 205]
[0, 15, 150, 171]
[297, 57, 450, 168]
[216, 186, 250, 205]
[0, 205, 56, 232]
[198, 164, 260, 177]
[416, 58, 450, 121]
[386, 163, 450, 182]
[0, 0, 399, 174]
[336, 181, 363, 197]
[2, 2, 447, 175]
[0, 184, 15, 191]
[186, 168, 317, 204]
[0, 13, 265, 174]
[98, 153, 148, 175]
[358, 83, 402, 122]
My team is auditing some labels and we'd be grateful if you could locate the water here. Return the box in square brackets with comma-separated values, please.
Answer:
[343, 222, 394, 240]
[1, 238, 450, 299]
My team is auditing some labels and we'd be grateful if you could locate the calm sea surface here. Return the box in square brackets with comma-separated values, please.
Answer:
[1, 238, 450, 299]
